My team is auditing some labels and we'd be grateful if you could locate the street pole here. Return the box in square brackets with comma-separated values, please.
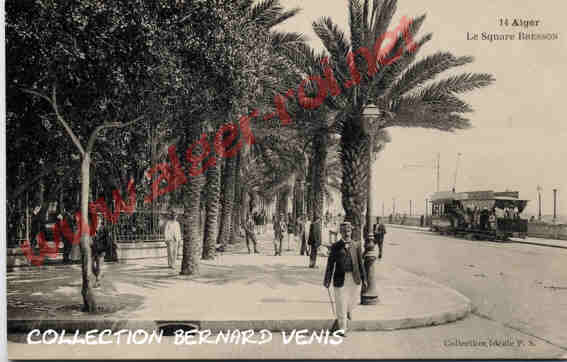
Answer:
[453, 153, 461, 193]
[553, 189, 557, 222]
[382, 201, 385, 217]
[361, 104, 380, 306]
[537, 185, 542, 221]
[436, 153, 440, 192]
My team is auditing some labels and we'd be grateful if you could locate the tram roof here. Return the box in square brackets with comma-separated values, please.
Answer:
[430, 190, 527, 203]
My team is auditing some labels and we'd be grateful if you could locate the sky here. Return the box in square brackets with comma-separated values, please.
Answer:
[277, 0, 567, 218]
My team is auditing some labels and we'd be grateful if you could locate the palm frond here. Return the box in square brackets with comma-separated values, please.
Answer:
[421, 73, 495, 97]
[267, 7, 301, 28]
[388, 90, 475, 131]
[371, 0, 397, 42]
[248, 0, 300, 29]
[369, 0, 382, 31]
[370, 32, 432, 103]
[313, 17, 351, 64]
[349, 0, 365, 52]
[387, 52, 473, 100]
[271, 31, 306, 49]
[362, 0, 370, 35]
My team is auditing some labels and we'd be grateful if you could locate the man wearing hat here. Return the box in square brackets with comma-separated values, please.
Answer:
[164, 210, 182, 268]
[323, 221, 367, 336]
[373, 217, 386, 259]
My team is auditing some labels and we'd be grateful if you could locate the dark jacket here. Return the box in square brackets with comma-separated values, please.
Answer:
[92, 227, 110, 256]
[308, 220, 322, 247]
[324, 239, 367, 288]
[373, 223, 386, 242]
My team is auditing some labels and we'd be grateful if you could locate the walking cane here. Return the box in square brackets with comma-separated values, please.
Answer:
[326, 286, 336, 317]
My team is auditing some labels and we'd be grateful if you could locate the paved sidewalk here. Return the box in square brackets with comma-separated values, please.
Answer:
[7, 231, 471, 333]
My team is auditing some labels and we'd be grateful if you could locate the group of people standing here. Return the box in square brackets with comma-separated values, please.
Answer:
[160, 207, 388, 338]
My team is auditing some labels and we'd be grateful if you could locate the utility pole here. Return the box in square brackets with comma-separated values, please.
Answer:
[553, 189, 558, 222]
[409, 200, 412, 216]
[382, 201, 385, 217]
[537, 185, 542, 221]
[453, 153, 461, 193]
[436, 153, 440, 192]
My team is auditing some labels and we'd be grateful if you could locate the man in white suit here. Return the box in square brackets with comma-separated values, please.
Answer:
[164, 211, 182, 268]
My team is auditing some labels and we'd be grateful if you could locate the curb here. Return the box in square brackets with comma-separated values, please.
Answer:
[385, 224, 433, 233]
[387, 224, 567, 249]
[8, 306, 471, 334]
[507, 239, 567, 250]
[8, 267, 472, 334]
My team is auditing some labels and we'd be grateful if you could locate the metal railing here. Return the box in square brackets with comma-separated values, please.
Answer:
[111, 210, 167, 243]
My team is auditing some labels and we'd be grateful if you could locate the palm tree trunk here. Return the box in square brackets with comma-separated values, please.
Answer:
[311, 134, 328, 223]
[229, 152, 241, 244]
[202, 156, 221, 260]
[217, 154, 236, 247]
[180, 170, 205, 275]
[241, 190, 250, 226]
[340, 123, 370, 242]
[180, 125, 206, 276]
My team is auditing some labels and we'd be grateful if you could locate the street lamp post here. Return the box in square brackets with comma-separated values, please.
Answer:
[360, 104, 382, 306]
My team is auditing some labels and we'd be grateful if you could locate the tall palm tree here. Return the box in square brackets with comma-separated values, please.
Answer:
[209, 0, 303, 251]
[311, 0, 494, 239]
[201, 134, 221, 260]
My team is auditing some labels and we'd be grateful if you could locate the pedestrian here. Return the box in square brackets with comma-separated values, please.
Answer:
[323, 222, 367, 337]
[373, 217, 386, 259]
[274, 214, 287, 256]
[91, 215, 110, 288]
[299, 216, 309, 256]
[272, 215, 280, 254]
[244, 215, 259, 254]
[308, 216, 322, 268]
[30, 205, 43, 249]
[58, 212, 73, 264]
[489, 210, 497, 231]
[164, 210, 182, 269]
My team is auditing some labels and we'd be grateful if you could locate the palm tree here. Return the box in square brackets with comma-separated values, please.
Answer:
[211, 0, 304, 251]
[311, 0, 495, 239]
[201, 136, 221, 260]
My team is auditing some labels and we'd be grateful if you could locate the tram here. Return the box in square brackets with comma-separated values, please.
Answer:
[430, 190, 529, 241]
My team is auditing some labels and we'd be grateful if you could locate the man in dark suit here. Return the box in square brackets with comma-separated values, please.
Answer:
[244, 215, 259, 254]
[323, 222, 367, 336]
[308, 216, 322, 268]
[373, 217, 386, 259]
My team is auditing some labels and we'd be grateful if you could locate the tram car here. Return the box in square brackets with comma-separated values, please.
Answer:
[430, 190, 529, 241]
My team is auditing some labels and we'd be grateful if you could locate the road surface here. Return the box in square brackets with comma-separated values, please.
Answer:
[383, 227, 567, 352]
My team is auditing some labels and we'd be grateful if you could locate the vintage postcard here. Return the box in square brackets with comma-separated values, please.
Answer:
[3, 0, 567, 359]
